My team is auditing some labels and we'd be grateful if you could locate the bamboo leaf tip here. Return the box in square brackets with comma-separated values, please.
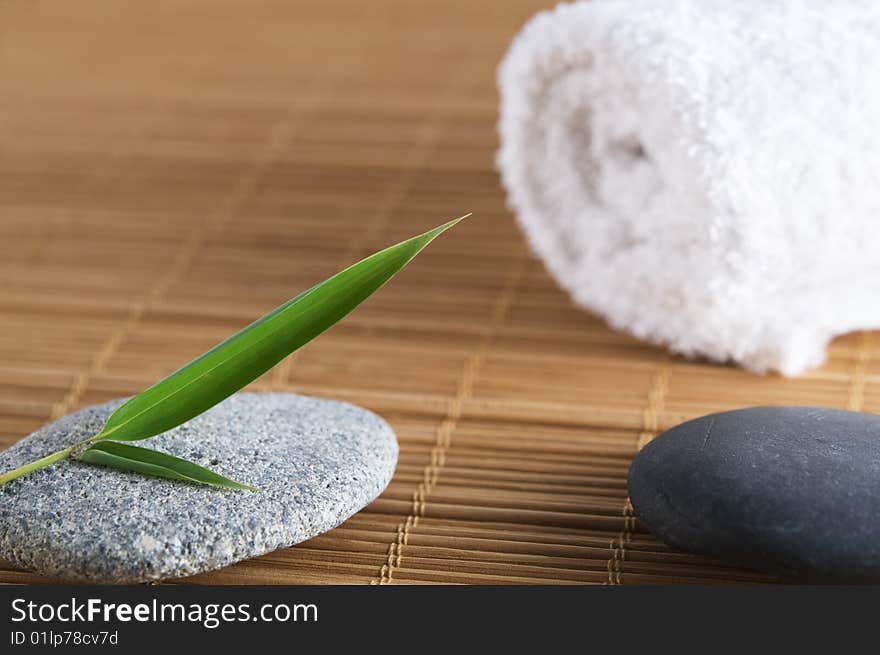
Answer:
[416, 213, 471, 244]
[445, 212, 471, 228]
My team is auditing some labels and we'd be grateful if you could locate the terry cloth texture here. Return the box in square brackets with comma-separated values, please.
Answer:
[498, 0, 880, 375]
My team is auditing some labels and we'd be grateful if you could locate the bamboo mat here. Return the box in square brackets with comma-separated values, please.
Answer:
[1, 0, 877, 586]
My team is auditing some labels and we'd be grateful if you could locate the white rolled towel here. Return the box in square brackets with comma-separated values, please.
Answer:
[498, 0, 880, 375]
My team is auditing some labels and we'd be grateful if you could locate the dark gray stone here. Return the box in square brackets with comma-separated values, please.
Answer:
[628, 406, 880, 582]
[0, 393, 398, 582]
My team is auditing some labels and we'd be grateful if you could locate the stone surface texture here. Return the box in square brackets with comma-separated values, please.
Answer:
[628, 406, 880, 582]
[0, 392, 398, 582]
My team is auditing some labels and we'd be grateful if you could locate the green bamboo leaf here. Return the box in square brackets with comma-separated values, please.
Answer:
[93, 216, 466, 443]
[77, 441, 256, 491]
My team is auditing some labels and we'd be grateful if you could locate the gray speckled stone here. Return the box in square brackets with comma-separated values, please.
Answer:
[0, 392, 397, 583]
